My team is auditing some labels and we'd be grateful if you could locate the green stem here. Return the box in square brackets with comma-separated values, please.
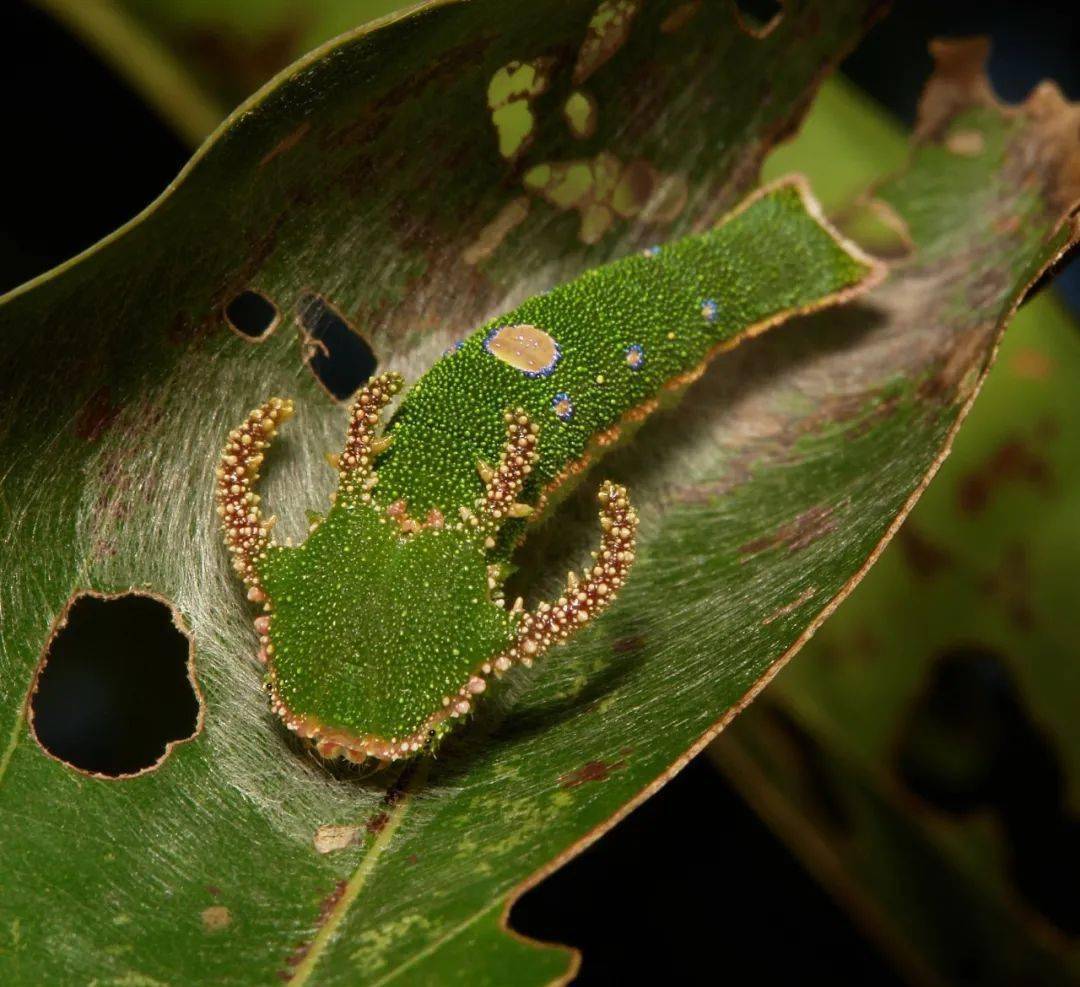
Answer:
[290, 762, 427, 985]
[29, 0, 224, 146]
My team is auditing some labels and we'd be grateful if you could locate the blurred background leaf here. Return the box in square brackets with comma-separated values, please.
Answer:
[28, 0, 410, 143]
[713, 60, 1080, 987]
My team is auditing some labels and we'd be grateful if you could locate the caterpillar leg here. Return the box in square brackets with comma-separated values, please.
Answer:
[361, 481, 637, 760]
[215, 397, 293, 602]
[337, 371, 404, 498]
[490, 480, 638, 674]
[470, 409, 540, 542]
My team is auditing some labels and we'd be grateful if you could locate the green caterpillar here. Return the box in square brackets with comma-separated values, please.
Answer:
[217, 178, 878, 763]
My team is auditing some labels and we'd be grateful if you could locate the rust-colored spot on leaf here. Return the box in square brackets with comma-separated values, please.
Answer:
[463, 197, 530, 266]
[260, 120, 311, 168]
[762, 586, 817, 626]
[957, 439, 1053, 515]
[281, 874, 350, 975]
[739, 504, 839, 562]
[73, 386, 118, 443]
[282, 944, 309, 975]
[366, 811, 391, 835]
[559, 758, 626, 789]
[660, 1, 701, 34]
[201, 905, 231, 932]
[320, 880, 348, 921]
[612, 634, 646, 655]
[898, 524, 953, 579]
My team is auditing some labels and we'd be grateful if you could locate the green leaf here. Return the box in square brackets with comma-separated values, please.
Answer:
[716, 58, 1080, 987]
[1, 11, 1076, 987]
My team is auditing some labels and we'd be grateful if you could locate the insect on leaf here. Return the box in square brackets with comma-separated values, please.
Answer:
[2, 6, 1077, 986]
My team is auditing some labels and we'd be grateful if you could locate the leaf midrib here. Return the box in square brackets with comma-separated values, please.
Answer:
[290, 764, 425, 985]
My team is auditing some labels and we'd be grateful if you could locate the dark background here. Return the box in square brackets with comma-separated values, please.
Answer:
[3, 1, 1077, 983]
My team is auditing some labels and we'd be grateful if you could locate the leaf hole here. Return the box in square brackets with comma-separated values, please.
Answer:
[225, 288, 280, 341]
[731, 0, 783, 38]
[29, 591, 202, 778]
[898, 644, 1080, 933]
[297, 292, 378, 401]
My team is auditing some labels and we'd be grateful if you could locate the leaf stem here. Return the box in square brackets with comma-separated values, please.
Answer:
[290, 761, 427, 985]
[28, 0, 224, 145]
[0, 703, 25, 791]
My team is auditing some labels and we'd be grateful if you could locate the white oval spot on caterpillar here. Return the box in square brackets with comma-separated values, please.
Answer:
[484, 323, 561, 377]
